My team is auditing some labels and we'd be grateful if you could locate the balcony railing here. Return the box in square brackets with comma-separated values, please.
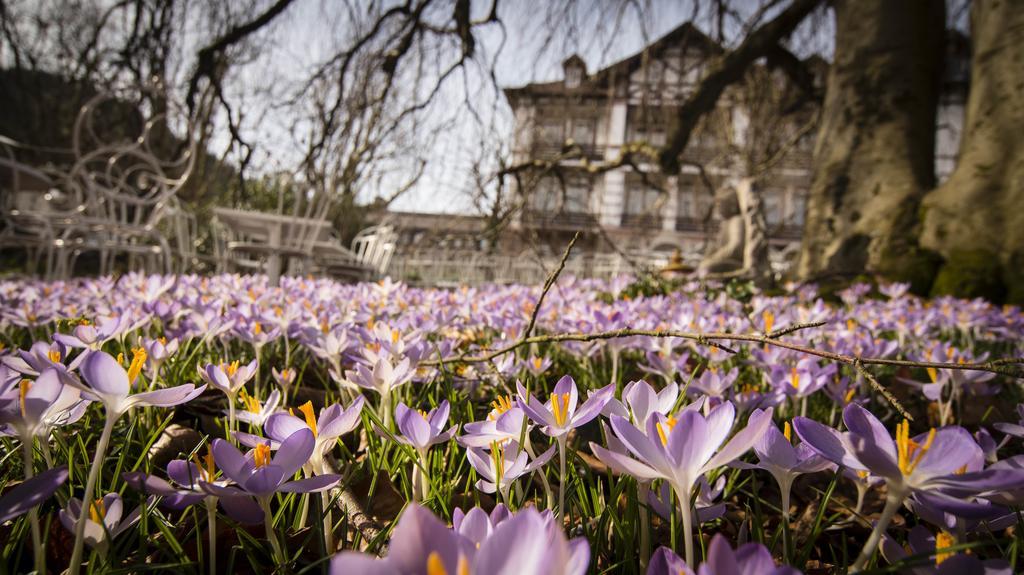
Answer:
[620, 213, 663, 228]
[522, 210, 598, 229]
[531, 143, 605, 161]
[675, 217, 714, 232]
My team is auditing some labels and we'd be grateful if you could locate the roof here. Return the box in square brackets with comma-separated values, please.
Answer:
[503, 22, 722, 105]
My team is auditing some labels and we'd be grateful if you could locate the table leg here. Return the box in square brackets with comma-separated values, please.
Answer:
[268, 224, 282, 286]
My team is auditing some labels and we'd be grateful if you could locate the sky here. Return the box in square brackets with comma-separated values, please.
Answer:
[199, 0, 835, 214]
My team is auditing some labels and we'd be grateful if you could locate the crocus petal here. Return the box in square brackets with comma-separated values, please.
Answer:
[396, 403, 432, 449]
[0, 465, 68, 523]
[704, 533, 742, 575]
[517, 381, 557, 429]
[319, 397, 364, 440]
[793, 416, 865, 470]
[127, 384, 205, 409]
[279, 474, 341, 493]
[244, 465, 286, 496]
[271, 427, 315, 478]
[754, 425, 799, 470]
[385, 504, 470, 575]
[552, 374, 579, 415]
[704, 407, 774, 472]
[590, 443, 662, 480]
[219, 494, 264, 525]
[524, 444, 556, 473]
[466, 447, 495, 482]
[910, 427, 982, 480]
[570, 383, 614, 428]
[843, 403, 898, 466]
[265, 413, 309, 442]
[611, 415, 670, 475]
[667, 409, 709, 472]
[648, 546, 694, 575]
[429, 400, 451, 432]
[474, 507, 550, 574]
[212, 439, 248, 483]
[80, 351, 129, 397]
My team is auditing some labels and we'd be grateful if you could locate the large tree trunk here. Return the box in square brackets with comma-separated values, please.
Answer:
[797, 0, 945, 289]
[919, 0, 1024, 304]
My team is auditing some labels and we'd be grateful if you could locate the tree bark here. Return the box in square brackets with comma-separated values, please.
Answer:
[919, 0, 1024, 303]
[797, 0, 945, 289]
[735, 177, 771, 283]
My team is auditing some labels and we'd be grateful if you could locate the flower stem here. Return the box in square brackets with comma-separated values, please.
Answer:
[206, 498, 217, 575]
[524, 439, 553, 509]
[780, 480, 792, 564]
[21, 438, 44, 574]
[418, 450, 431, 501]
[69, 415, 117, 575]
[851, 488, 905, 572]
[676, 485, 696, 567]
[638, 481, 651, 571]
[227, 392, 237, 444]
[261, 496, 284, 566]
[556, 436, 567, 524]
[321, 492, 335, 553]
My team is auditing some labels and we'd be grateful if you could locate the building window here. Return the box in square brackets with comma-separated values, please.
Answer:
[790, 195, 806, 226]
[530, 176, 591, 214]
[565, 181, 590, 213]
[625, 182, 662, 215]
[764, 193, 782, 226]
[537, 120, 564, 146]
[570, 118, 596, 147]
[677, 191, 695, 218]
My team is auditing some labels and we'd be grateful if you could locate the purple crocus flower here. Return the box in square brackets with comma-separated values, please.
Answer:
[516, 376, 613, 438]
[590, 402, 773, 565]
[451, 504, 515, 547]
[602, 380, 681, 427]
[880, 525, 1011, 575]
[142, 336, 179, 378]
[198, 359, 259, 398]
[123, 450, 263, 524]
[271, 367, 296, 395]
[794, 403, 1020, 571]
[522, 355, 553, 377]
[458, 403, 528, 448]
[0, 465, 68, 523]
[65, 350, 205, 574]
[466, 440, 555, 501]
[731, 420, 833, 558]
[59, 492, 148, 554]
[53, 316, 130, 350]
[242, 397, 364, 473]
[72, 350, 205, 418]
[647, 533, 801, 575]
[0, 367, 88, 439]
[329, 504, 589, 575]
[395, 400, 458, 452]
[202, 430, 340, 499]
[689, 367, 739, 405]
[517, 375, 613, 519]
[2, 341, 71, 376]
[231, 388, 281, 428]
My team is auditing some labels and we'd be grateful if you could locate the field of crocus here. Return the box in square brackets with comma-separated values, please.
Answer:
[2, 272, 1023, 574]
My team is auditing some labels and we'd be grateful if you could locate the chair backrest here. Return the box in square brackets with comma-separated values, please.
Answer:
[351, 224, 397, 276]
[68, 90, 198, 236]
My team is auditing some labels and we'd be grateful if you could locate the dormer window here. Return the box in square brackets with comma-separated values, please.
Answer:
[562, 55, 586, 88]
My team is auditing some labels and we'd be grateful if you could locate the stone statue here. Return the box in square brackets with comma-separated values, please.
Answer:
[697, 184, 746, 274]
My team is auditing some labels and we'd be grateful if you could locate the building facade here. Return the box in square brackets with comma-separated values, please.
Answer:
[502, 23, 817, 266]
